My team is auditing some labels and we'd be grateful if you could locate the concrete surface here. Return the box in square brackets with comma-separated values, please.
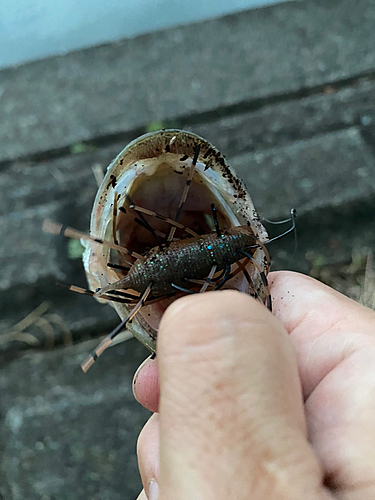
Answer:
[0, 0, 286, 69]
[0, 339, 150, 499]
[1, 0, 375, 162]
[1, 0, 375, 498]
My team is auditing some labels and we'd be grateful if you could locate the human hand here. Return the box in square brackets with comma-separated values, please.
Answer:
[134, 271, 375, 499]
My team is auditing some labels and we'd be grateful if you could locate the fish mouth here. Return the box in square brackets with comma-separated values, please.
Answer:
[83, 130, 268, 352]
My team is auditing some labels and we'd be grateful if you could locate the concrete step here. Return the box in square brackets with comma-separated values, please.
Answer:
[1, 0, 375, 163]
[0, 337, 150, 499]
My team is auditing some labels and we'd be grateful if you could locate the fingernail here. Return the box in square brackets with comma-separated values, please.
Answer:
[148, 479, 159, 500]
[133, 354, 155, 386]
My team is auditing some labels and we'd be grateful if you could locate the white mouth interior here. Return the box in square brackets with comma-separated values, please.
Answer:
[99, 156, 255, 333]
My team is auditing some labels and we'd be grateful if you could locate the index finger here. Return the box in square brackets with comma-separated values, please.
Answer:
[270, 271, 375, 398]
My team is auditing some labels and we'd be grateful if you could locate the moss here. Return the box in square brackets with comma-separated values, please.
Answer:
[69, 142, 96, 154]
[68, 239, 85, 259]
[145, 121, 166, 133]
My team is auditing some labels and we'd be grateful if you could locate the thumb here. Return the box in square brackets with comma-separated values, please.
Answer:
[156, 290, 331, 500]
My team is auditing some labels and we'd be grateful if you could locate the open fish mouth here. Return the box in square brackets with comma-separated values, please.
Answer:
[83, 129, 269, 353]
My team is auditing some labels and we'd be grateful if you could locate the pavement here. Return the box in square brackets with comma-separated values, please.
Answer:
[1, 0, 375, 498]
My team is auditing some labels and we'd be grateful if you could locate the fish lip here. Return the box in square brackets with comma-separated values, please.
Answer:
[83, 130, 269, 352]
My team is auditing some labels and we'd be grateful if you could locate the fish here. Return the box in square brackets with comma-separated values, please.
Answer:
[81, 129, 269, 355]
